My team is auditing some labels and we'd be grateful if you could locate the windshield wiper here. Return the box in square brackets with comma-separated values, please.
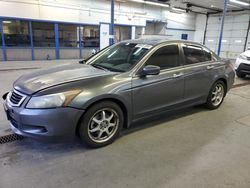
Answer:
[91, 64, 110, 71]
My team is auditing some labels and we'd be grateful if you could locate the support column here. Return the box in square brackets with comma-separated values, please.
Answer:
[131, 26, 136, 40]
[29, 21, 35, 60]
[0, 20, 7, 61]
[217, 0, 228, 56]
[203, 13, 209, 45]
[109, 0, 115, 45]
[54, 23, 60, 59]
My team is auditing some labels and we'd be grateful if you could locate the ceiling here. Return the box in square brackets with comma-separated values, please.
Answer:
[163, 0, 250, 13]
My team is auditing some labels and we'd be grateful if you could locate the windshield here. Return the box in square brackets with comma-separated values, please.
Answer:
[88, 43, 151, 72]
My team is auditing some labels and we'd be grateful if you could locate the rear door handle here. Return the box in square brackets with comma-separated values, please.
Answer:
[207, 65, 215, 70]
[173, 72, 184, 78]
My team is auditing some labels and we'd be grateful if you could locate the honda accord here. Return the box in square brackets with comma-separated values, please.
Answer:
[3, 39, 235, 147]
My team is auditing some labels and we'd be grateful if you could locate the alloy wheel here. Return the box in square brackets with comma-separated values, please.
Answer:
[211, 83, 224, 106]
[87, 108, 119, 143]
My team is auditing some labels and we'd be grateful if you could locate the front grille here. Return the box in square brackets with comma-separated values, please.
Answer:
[243, 63, 250, 67]
[8, 90, 26, 107]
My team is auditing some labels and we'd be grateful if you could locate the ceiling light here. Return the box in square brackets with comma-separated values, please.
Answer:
[172, 7, 186, 12]
[229, 0, 249, 6]
[3, 21, 12, 24]
[145, 1, 169, 7]
[130, 0, 169, 8]
[235, 39, 242, 43]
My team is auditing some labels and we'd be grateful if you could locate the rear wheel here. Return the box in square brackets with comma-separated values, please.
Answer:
[205, 81, 226, 110]
[79, 101, 123, 148]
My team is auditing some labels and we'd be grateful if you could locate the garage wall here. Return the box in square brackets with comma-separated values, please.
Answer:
[144, 12, 196, 40]
[194, 14, 207, 44]
[0, 0, 196, 29]
[0, 0, 198, 61]
[205, 12, 250, 59]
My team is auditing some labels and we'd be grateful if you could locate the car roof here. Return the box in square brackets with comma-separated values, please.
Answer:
[122, 38, 203, 47]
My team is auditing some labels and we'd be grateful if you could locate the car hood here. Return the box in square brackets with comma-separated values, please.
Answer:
[242, 50, 250, 57]
[14, 63, 115, 95]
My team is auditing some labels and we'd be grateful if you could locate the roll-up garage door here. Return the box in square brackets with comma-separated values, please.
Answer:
[205, 13, 249, 59]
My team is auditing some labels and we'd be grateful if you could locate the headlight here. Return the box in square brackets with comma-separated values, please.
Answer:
[239, 54, 247, 60]
[26, 90, 81, 109]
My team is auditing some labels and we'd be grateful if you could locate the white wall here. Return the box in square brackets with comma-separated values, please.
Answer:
[0, 0, 197, 27]
[0, 0, 196, 41]
[194, 14, 207, 44]
[144, 12, 196, 40]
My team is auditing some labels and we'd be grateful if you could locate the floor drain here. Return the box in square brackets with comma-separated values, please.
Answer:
[0, 134, 24, 144]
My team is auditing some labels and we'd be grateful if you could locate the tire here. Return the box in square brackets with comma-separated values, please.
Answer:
[79, 101, 124, 148]
[205, 80, 226, 110]
[236, 71, 246, 78]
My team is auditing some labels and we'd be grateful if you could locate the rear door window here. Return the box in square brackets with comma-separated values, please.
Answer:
[183, 45, 212, 65]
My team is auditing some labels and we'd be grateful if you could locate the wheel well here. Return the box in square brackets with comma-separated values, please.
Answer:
[75, 98, 128, 136]
[217, 78, 227, 91]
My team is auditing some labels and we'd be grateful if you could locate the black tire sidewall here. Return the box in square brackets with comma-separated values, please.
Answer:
[79, 101, 124, 148]
[206, 81, 226, 110]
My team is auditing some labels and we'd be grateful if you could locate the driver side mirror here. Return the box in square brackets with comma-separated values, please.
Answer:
[140, 65, 160, 77]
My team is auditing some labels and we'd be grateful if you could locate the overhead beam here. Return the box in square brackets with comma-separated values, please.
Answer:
[187, 3, 222, 12]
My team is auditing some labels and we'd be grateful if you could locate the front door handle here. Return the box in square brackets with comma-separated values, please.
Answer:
[207, 65, 215, 70]
[173, 72, 184, 78]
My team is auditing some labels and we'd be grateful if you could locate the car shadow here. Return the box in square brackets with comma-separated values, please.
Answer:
[122, 105, 207, 136]
[2, 105, 207, 154]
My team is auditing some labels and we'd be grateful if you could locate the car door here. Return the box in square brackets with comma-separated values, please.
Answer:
[181, 44, 216, 102]
[131, 44, 185, 119]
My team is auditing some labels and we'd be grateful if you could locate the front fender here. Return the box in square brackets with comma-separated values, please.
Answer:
[69, 93, 133, 128]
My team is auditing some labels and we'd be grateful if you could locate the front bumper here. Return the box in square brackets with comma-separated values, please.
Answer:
[3, 100, 84, 140]
[236, 63, 250, 75]
[235, 58, 250, 74]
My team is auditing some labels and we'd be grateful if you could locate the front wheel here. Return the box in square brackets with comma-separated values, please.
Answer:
[79, 101, 124, 148]
[205, 81, 226, 110]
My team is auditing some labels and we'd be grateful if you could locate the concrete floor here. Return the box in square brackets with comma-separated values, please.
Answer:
[1, 61, 250, 188]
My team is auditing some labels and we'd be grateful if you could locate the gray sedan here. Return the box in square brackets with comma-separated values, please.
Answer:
[3, 39, 235, 147]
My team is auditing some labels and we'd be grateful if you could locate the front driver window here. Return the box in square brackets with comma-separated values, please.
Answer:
[145, 44, 180, 70]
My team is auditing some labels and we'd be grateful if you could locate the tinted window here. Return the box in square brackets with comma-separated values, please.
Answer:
[203, 48, 212, 61]
[146, 45, 179, 70]
[32, 22, 55, 47]
[183, 45, 212, 64]
[83, 26, 100, 47]
[59, 24, 78, 47]
[3, 20, 30, 47]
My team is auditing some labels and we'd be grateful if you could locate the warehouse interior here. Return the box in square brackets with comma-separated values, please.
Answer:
[0, 0, 250, 61]
[1, 0, 250, 188]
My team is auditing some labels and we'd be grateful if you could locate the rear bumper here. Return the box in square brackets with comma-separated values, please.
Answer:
[3, 100, 84, 140]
